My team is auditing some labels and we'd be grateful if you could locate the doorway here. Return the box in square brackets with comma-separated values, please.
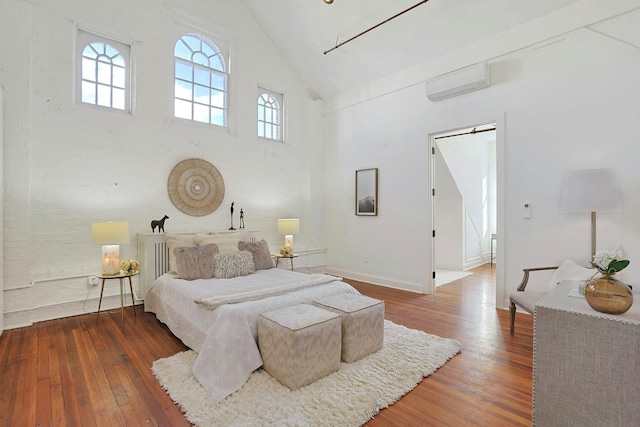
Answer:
[428, 116, 505, 309]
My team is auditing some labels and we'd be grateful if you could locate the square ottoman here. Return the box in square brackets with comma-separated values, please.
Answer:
[258, 303, 342, 390]
[314, 293, 384, 363]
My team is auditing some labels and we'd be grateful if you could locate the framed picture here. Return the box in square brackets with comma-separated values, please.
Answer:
[355, 168, 378, 216]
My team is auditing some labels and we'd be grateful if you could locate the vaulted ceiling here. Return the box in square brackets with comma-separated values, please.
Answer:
[241, 0, 588, 99]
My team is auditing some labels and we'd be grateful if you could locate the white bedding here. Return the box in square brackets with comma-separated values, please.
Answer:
[144, 268, 359, 401]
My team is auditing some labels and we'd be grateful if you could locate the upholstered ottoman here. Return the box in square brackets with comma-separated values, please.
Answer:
[314, 293, 384, 363]
[258, 304, 342, 390]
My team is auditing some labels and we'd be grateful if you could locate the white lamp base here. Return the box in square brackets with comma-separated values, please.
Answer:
[284, 235, 294, 252]
[102, 244, 121, 276]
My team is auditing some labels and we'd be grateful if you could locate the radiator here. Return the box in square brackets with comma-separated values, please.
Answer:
[138, 232, 173, 299]
[137, 230, 235, 298]
[153, 241, 170, 279]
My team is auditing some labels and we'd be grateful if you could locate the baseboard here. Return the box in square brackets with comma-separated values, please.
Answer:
[324, 267, 426, 294]
[3, 294, 142, 330]
[464, 256, 487, 271]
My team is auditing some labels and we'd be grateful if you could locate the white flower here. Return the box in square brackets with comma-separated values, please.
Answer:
[592, 247, 623, 270]
[119, 259, 140, 274]
[591, 247, 629, 274]
[279, 246, 293, 256]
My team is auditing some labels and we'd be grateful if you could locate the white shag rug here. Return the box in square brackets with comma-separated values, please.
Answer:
[152, 320, 461, 427]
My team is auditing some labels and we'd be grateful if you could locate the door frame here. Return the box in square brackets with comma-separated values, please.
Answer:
[428, 112, 506, 309]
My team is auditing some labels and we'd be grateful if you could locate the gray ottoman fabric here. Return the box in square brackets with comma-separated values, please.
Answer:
[258, 304, 341, 390]
[314, 293, 384, 363]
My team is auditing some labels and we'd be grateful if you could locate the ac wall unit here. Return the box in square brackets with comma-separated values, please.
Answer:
[425, 62, 491, 102]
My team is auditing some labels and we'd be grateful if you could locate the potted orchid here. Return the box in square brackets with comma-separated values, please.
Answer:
[591, 247, 629, 276]
[585, 247, 633, 314]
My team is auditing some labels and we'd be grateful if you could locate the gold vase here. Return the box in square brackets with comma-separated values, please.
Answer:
[584, 273, 633, 314]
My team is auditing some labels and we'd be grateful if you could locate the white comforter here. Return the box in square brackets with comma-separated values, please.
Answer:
[144, 268, 359, 401]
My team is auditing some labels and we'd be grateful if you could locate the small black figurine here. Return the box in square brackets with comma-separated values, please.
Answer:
[239, 209, 245, 229]
[151, 215, 169, 233]
[229, 202, 236, 230]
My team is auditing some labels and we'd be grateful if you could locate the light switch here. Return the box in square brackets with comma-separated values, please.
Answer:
[523, 202, 531, 219]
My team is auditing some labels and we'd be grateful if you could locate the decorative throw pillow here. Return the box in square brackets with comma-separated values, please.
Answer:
[238, 240, 274, 271]
[173, 244, 219, 280]
[165, 233, 199, 273]
[195, 231, 250, 254]
[213, 251, 255, 279]
[548, 260, 596, 291]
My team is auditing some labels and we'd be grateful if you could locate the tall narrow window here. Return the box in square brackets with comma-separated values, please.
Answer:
[77, 30, 130, 112]
[174, 33, 228, 126]
[257, 88, 283, 141]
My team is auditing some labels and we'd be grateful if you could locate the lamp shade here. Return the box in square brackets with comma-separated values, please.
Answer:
[560, 169, 622, 214]
[91, 222, 130, 244]
[277, 219, 300, 235]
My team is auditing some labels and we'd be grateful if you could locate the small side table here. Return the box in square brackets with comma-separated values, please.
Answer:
[96, 272, 138, 327]
[274, 254, 299, 271]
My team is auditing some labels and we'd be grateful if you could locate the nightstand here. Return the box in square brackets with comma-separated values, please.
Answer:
[274, 254, 299, 271]
[96, 272, 139, 327]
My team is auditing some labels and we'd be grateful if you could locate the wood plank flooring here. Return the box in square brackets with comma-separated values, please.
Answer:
[0, 264, 534, 426]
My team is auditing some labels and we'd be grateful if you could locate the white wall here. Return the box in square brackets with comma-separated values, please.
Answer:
[1, 86, 4, 335]
[324, 3, 640, 305]
[437, 132, 497, 269]
[0, 0, 325, 328]
[2, 1, 640, 328]
[434, 145, 463, 271]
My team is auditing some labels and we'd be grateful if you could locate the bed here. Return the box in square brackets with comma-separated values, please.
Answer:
[141, 231, 360, 401]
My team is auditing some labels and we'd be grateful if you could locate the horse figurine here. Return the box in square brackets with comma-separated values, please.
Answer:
[151, 215, 169, 233]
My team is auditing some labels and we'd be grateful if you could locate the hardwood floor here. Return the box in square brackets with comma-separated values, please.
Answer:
[352, 264, 534, 426]
[0, 264, 534, 426]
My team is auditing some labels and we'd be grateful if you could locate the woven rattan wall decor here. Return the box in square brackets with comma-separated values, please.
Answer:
[167, 158, 225, 216]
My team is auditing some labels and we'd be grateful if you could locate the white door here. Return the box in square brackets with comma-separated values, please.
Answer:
[1, 87, 4, 335]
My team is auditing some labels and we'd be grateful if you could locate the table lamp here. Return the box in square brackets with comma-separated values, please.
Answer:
[560, 169, 622, 258]
[277, 219, 299, 252]
[91, 221, 130, 275]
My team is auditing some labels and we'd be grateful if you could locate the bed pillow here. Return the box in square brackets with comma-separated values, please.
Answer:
[173, 244, 219, 280]
[165, 233, 199, 273]
[213, 251, 255, 279]
[195, 231, 250, 254]
[238, 240, 274, 271]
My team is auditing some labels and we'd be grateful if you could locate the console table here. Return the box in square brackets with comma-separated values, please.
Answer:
[533, 281, 640, 426]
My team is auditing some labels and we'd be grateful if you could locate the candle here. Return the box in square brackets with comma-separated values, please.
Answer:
[101, 244, 121, 275]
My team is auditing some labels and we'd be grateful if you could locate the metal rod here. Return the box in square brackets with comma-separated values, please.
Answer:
[323, 0, 430, 55]
[591, 211, 597, 260]
[434, 127, 496, 140]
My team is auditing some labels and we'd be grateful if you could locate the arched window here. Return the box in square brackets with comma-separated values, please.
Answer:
[257, 89, 283, 141]
[174, 33, 228, 126]
[78, 30, 130, 111]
